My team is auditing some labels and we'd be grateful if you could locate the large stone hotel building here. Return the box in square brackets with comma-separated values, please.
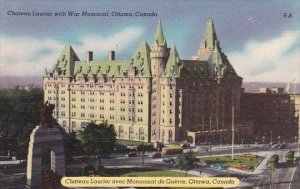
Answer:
[43, 19, 242, 143]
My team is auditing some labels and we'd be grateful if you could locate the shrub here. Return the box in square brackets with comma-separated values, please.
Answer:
[267, 154, 279, 169]
[286, 150, 295, 162]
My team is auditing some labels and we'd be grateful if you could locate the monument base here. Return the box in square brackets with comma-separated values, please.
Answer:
[26, 125, 65, 188]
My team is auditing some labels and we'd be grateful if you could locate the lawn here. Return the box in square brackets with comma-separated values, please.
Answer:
[104, 168, 197, 177]
[121, 170, 197, 177]
[116, 139, 152, 146]
[200, 154, 263, 170]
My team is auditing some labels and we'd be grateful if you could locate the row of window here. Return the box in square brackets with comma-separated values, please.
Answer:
[118, 126, 144, 134]
[162, 109, 173, 114]
[71, 113, 115, 120]
[162, 101, 173, 106]
[162, 93, 173, 98]
[161, 118, 173, 124]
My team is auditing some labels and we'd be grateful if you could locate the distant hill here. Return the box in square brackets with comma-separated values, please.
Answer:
[0, 76, 43, 89]
[242, 82, 300, 94]
[0, 76, 299, 93]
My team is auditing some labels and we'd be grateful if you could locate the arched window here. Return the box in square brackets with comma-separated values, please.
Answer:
[62, 120, 67, 128]
[168, 130, 173, 144]
[118, 125, 124, 139]
[71, 121, 76, 131]
[80, 122, 86, 130]
[129, 126, 134, 140]
[139, 127, 144, 141]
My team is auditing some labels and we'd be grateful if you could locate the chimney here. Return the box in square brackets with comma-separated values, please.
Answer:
[108, 51, 115, 61]
[86, 51, 93, 62]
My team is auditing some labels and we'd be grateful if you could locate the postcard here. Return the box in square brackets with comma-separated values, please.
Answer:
[0, 0, 299, 188]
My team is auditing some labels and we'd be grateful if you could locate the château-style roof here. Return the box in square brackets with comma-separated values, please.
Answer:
[154, 20, 166, 46]
[44, 18, 241, 81]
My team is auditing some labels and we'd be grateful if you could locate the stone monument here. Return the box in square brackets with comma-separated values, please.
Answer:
[26, 101, 65, 189]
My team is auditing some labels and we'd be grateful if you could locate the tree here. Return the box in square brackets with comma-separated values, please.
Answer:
[0, 88, 43, 158]
[78, 121, 116, 155]
[286, 150, 295, 163]
[175, 151, 197, 177]
[57, 127, 84, 162]
[267, 154, 279, 169]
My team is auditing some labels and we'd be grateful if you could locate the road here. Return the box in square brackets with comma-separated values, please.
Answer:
[1, 145, 299, 188]
[101, 147, 300, 189]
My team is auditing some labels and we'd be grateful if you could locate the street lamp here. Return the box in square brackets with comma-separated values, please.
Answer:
[270, 131, 273, 145]
[113, 146, 116, 158]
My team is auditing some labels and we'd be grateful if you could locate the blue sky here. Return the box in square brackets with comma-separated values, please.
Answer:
[0, 0, 299, 82]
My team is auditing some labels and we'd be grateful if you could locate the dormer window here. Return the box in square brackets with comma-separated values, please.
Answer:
[136, 52, 141, 59]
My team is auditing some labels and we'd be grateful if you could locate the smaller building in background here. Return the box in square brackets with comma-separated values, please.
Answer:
[271, 87, 285, 94]
[259, 87, 271, 94]
[259, 87, 285, 94]
[241, 91, 298, 143]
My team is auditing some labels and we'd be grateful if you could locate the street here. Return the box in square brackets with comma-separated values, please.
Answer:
[101, 146, 300, 189]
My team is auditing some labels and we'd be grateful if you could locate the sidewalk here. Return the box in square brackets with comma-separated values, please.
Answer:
[225, 153, 271, 175]
[171, 168, 251, 188]
[251, 153, 271, 175]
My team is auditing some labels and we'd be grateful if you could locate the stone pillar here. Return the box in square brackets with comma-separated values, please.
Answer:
[26, 126, 65, 189]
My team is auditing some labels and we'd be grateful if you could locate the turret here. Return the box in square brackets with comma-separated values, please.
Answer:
[150, 20, 169, 76]
[195, 18, 219, 59]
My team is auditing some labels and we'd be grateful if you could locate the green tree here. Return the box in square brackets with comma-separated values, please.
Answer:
[175, 151, 197, 177]
[56, 127, 84, 162]
[78, 121, 116, 155]
[267, 154, 279, 169]
[0, 88, 43, 158]
[286, 150, 295, 163]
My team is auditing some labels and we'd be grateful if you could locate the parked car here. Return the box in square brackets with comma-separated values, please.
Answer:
[210, 163, 226, 170]
[196, 160, 208, 167]
[162, 157, 175, 164]
[271, 144, 279, 149]
[125, 152, 138, 157]
[151, 152, 162, 158]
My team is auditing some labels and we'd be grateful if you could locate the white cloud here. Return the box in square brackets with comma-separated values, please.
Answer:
[0, 26, 144, 76]
[228, 31, 300, 82]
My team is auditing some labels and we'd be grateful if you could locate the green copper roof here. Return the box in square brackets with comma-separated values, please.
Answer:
[45, 19, 241, 81]
[198, 51, 212, 61]
[180, 60, 208, 78]
[46, 45, 80, 77]
[164, 45, 209, 78]
[164, 45, 182, 77]
[154, 20, 166, 46]
[72, 41, 152, 79]
[204, 18, 217, 49]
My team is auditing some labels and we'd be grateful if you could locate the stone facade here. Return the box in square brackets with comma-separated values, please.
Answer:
[43, 19, 242, 143]
[241, 92, 298, 142]
[26, 126, 65, 189]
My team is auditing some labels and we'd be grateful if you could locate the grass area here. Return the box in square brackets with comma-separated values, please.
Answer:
[116, 139, 152, 146]
[174, 140, 188, 145]
[163, 145, 182, 150]
[200, 154, 263, 170]
[121, 170, 197, 177]
[103, 167, 197, 177]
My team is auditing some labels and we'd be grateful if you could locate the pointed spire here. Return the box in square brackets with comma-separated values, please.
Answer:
[44, 68, 48, 75]
[165, 44, 181, 77]
[204, 18, 218, 49]
[154, 20, 166, 46]
[170, 44, 179, 59]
